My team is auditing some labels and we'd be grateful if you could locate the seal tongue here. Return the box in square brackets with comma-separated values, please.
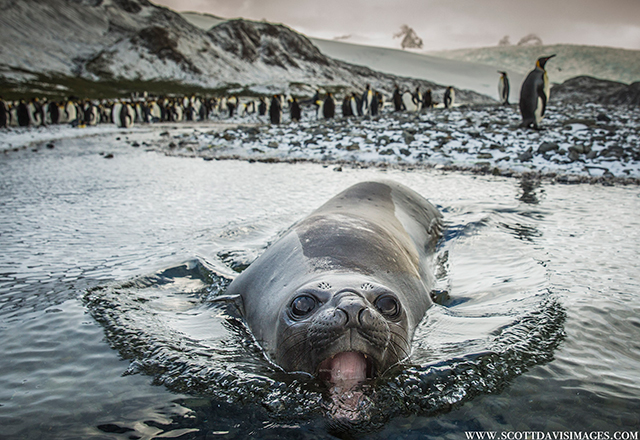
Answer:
[323, 353, 371, 424]
[328, 352, 367, 384]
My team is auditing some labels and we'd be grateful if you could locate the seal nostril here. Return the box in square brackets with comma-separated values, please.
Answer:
[334, 308, 349, 325]
[357, 308, 368, 325]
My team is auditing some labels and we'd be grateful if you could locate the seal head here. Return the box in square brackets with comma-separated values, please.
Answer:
[277, 273, 411, 385]
[225, 181, 442, 385]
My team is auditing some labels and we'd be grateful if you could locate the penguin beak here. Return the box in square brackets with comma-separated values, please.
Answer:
[539, 54, 556, 69]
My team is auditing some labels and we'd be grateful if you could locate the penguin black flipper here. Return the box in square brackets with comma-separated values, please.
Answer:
[537, 80, 547, 118]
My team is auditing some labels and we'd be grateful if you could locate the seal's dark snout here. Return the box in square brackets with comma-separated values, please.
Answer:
[335, 293, 368, 327]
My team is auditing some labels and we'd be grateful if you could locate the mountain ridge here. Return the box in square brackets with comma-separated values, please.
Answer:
[0, 0, 492, 103]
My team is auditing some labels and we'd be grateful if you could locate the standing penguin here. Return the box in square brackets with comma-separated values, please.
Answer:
[422, 89, 433, 110]
[444, 86, 455, 109]
[350, 93, 360, 117]
[412, 87, 422, 111]
[227, 96, 237, 118]
[402, 91, 418, 112]
[0, 97, 7, 128]
[269, 95, 282, 125]
[323, 92, 336, 119]
[370, 92, 380, 116]
[519, 55, 555, 129]
[290, 97, 301, 122]
[392, 85, 404, 112]
[498, 71, 510, 105]
[17, 100, 30, 127]
[361, 84, 373, 116]
[258, 98, 267, 116]
[341, 95, 352, 117]
[119, 102, 135, 128]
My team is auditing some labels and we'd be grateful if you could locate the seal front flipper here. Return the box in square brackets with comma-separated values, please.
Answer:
[209, 293, 245, 319]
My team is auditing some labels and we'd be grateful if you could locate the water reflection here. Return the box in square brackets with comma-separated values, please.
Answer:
[518, 176, 544, 205]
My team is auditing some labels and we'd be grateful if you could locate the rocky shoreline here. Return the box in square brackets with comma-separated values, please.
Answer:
[146, 102, 640, 185]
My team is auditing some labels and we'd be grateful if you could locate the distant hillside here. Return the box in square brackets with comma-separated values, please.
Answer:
[0, 0, 492, 103]
[309, 38, 525, 103]
[429, 44, 640, 85]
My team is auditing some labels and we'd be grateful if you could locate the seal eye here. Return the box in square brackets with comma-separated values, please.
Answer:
[291, 295, 317, 318]
[375, 295, 400, 318]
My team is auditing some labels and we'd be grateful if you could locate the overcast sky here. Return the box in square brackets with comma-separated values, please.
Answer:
[153, 0, 640, 51]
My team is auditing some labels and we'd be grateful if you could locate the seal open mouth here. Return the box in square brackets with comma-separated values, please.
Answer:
[317, 352, 376, 385]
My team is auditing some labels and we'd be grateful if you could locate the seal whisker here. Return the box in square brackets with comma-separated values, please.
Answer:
[280, 326, 307, 347]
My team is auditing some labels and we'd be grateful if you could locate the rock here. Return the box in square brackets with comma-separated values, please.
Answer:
[568, 145, 584, 155]
[267, 141, 279, 148]
[477, 152, 493, 159]
[517, 147, 533, 162]
[596, 113, 611, 123]
[599, 145, 624, 159]
[551, 76, 628, 104]
[537, 142, 559, 155]
[345, 144, 360, 151]
[399, 148, 411, 156]
[104, 153, 114, 159]
[568, 149, 580, 162]
[46, 143, 55, 149]
[602, 81, 640, 106]
[562, 118, 595, 127]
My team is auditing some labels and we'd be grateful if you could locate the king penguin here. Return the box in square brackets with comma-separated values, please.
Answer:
[444, 86, 455, 109]
[290, 97, 301, 122]
[498, 71, 510, 105]
[392, 85, 403, 112]
[519, 54, 555, 129]
[323, 92, 336, 119]
[17, 100, 30, 127]
[341, 95, 352, 117]
[269, 95, 282, 125]
[361, 84, 373, 116]
[0, 97, 7, 128]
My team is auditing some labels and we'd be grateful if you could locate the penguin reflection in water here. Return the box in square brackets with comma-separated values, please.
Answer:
[519, 55, 555, 129]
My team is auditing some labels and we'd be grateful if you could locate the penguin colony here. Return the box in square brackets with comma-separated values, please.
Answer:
[0, 86, 443, 129]
[0, 94, 244, 129]
[0, 57, 555, 130]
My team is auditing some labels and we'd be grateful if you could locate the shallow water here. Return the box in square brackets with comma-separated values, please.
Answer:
[1, 130, 639, 438]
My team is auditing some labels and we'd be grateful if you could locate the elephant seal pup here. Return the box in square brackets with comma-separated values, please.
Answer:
[225, 180, 442, 387]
